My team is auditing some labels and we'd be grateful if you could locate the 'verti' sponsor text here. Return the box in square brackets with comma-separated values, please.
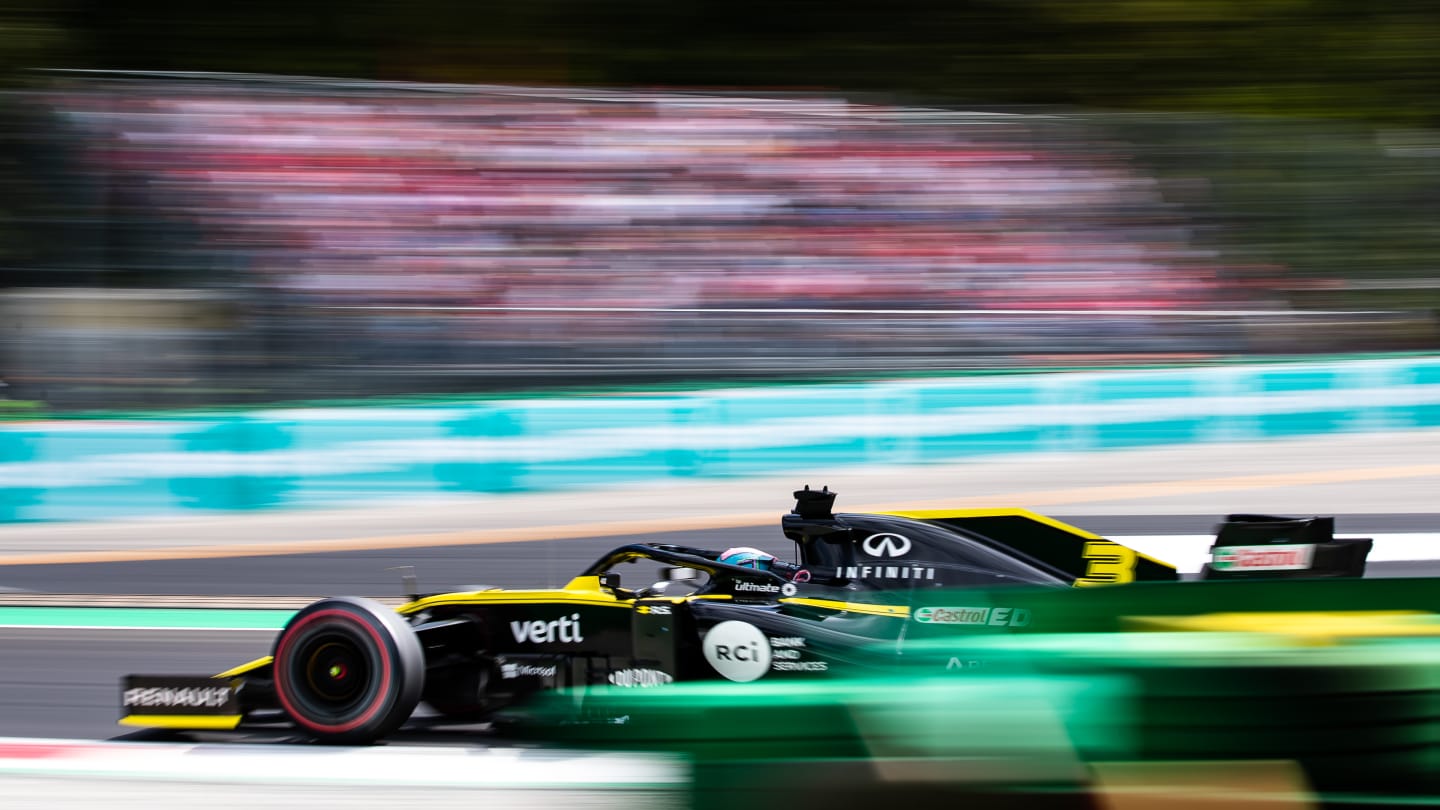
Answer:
[511, 613, 584, 644]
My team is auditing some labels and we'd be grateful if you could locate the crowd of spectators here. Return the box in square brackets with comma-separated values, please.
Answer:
[43, 79, 1249, 374]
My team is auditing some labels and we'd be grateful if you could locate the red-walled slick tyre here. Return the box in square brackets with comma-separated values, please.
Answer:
[271, 596, 424, 744]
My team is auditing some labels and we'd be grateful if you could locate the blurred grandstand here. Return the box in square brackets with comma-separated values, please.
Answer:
[0, 73, 1434, 408]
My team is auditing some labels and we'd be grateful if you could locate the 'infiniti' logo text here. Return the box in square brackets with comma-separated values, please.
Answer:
[861, 533, 912, 558]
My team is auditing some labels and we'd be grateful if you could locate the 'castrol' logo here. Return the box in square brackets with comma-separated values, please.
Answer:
[914, 606, 1032, 627]
[702, 621, 772, 682]
[1211, 544, 1315, 572]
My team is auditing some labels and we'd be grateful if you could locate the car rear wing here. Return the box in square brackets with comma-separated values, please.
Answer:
[1199, 515, 1372, 580]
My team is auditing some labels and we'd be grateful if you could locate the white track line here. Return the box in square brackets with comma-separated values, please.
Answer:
[0, 736, 685, 788]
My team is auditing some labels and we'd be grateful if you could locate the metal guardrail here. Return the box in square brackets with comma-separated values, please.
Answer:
[5, 298, 1433, 407]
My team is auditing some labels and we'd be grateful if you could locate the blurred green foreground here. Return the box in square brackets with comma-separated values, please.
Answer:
[522, 578, 1440, 809]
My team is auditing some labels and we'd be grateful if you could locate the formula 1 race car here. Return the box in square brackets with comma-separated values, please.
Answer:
[119, 486, 1374, 743]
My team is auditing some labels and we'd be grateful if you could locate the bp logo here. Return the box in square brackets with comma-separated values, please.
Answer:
[702, 621, 772, 682]
[861, 532, 912, 558]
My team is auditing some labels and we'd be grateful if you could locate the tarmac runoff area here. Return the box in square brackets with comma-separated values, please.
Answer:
[0, 427, 1438, 566]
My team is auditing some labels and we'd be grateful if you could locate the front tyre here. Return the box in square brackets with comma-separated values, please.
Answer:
[272, 596, 424, 744]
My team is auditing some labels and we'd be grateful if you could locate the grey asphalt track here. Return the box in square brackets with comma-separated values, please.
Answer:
[0, 629, 273, 740]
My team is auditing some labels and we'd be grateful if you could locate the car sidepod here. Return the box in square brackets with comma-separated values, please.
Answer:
[680, 596, 909, 683]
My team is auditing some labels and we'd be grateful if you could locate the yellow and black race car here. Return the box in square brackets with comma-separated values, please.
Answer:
[119, 486, 1372, 743]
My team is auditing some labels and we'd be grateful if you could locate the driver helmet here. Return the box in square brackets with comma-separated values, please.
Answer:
[718, 546, 777, 571]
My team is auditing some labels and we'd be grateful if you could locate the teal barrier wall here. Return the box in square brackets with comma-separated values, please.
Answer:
[2, 357, 1439, 521]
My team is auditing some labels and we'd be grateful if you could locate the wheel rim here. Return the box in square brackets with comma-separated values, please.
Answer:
[280, 621, 385, 725]
[303, 639, 370, 705]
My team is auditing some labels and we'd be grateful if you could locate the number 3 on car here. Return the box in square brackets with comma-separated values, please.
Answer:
[1077, 541, 1137, 586]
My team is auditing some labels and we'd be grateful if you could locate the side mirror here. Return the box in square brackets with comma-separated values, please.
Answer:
[663, 567, 699, 582]
[387, 566, 419, 600]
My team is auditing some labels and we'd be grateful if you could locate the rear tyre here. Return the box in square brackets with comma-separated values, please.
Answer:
[272, 596, 424, 744]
